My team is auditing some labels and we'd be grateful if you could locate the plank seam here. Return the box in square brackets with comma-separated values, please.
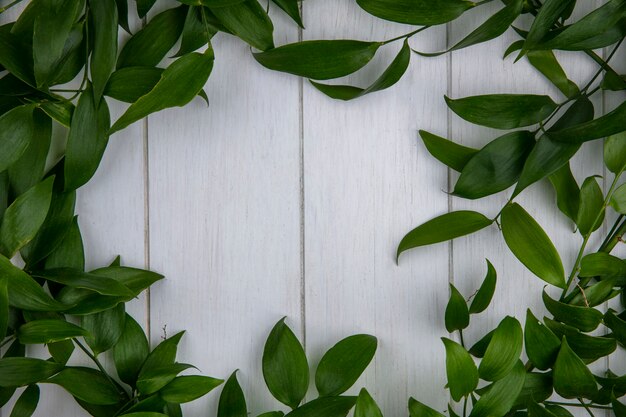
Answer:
[143, 115, 151, 344]
[298, 1, 306, 351]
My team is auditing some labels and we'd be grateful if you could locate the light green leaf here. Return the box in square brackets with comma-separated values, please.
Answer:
[218, 372, 247, 417]
[263, 318, 308, 408]
[46, 367, 124, 405]
[10, 384, 39, 417]
[286, 396, 357, 417]
[419, 130, 478, 172]
[442, 337, 478, 401]
[17, 319, 88, 344]
[0, 105, 34, 173]
[479, 316, 523, 381]
[611, 183, 626, 214]
[0, 358, 63, 387]
[469, 361, 525, 417]
[501, 203, 565, 288]
[524, 309, 560, 370]
[580, 252, 626, 280]
[210, 0, 274, 50]
[469, 260, 496, 314]
[605, 132, 626, 174]
[553, 337, 598, 399]
[315, 334, 377, 396]
[354, 389, 382, 417]
[356, 0, 474, 25]
[82, 302, 126, 356]
[113, 314, 150, 386]
[90, 0, 118, 101]
[160, 375, 223, 403]
[445, 285, 469, 332]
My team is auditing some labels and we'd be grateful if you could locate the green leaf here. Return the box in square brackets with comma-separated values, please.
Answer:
[0, 105, 34, 173]
[46, 367, 124, 405]
[527, 51, 578, 98]
[576, 176, 604, 236]
[286, 396, 357, 417]
[544, 318, 616, 362]
[117, 7, 187, 68]
[354, 389, 382, 417]
[441, 337, 478, 401]
[501, 203, 565, 288]
[48, 340, 74, 365]
[356, 0, 474, 25]
[605, 132, 626, 174]
[469, 361, 525, 417]
[90, 0, 118, 102]
[611, 183, 626, 214]
[548, 163, 579, 223]
[569, 278, 618, 307]
[468, 329, 494, 358]
[64, 85, 111, 191]
[10, 384, 39, 417]
[469, 260, 496, 314]
[445, 285, 469, 332]
[174, 6, 216, 56]
[515, 97, 594, 196]
[552, 337, 598, 399]
[614, 399, 626, 417]
[116, 0, 130, 32]
[210, 0, 274, 50]
[104, 67, 164, 103]
[136, 362, 194, 395]
[311, 39, 410, 100]
[0, 358, 63, 387]
[527, 402, 558, 417]
[419, 130, 478, 172]
[479, 316, 523, 381]
[315, 334, 377, 396]
[397, 211, 492, 261]
[17, 319, 88, 344]
[408, 398, 445, 417]
[160, 375, 223, 403]
[253, 40, 381, 80]
[139, 330, 184, 374]
[602, 71, 626, 91]
[453, 130, 534, 199]
[82, 302, 126, 355]
[0, 254, 66, 311]
[271, 0, 303, 28]
[137, 0, 157, 17]
[113, 314, 150, 386]
[263, 318, 308, 408]
[524, 310, 560, 370]
[40, 101, 74, 127]
[445, 94, 557, 130]
[110, 51, 214, 133]
[8, 109, 51, 196]
[580, 252, 626, 280]
[604, 310, 626, 346]
[513, 374, 554, 409]
[0, 278, 7, 339]
[523, 0, 576, 49]
[44, 216, 85, 270]
[218, 372, 247, 417]
[0, 24, 35, 86]
[32, 268, 134, 297]
[548, 100, 626, 143]
[89, 266, 164, 294]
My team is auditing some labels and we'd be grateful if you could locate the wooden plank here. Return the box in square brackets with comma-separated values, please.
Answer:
[301, 1, 450, 413]
[146, 11, 302, 416]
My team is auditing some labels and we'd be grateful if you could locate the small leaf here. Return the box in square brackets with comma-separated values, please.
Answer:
[548, 100, 626, 143]
[138, 331, 185, 380]
[552, 337, 598, 399]
[137, 0, 157, 18]
[479, 316, 523, 381]
[17, 319, 88, 344]
[286, 396, 357, 417]
[210, 0, 274, 51]
[397, 211, 493, 261]
[311, 39, 410, 100]
[501, 203, 565, 288]
[315, 334, 377, 396]
[445, 94, 557, 129]
[82, 302, 126, 355]
[527, 50, 578, 98]
[0, 358, 63, 387]
[605, 132, 626, 174]
[174, 6, 216, 56]
[468, 329, 494, 358]
[254, 40, 381, 80]
[105, 67, 164, 103]
[0, 105, 34, 173]
[469, 260, 497, 314]
[611, 183, 626, 214]
[408, 398, 445, 417]
[46, 367, 124, 405]
[514, 373, 554, 409]
[263, 318, 308, 408]
[419, 130, 478, 172]
[48, 340, 74, 365]
[442, 337, 478, 401]
[113, 314, 150, 386]
[90, 0, 118, 101]
[576, 176, 604, 236]
[545, 317, 616, 362]
[271, 0, 303, 28]
[160, 375, 223, 403]
[218, 372, 247, 417]
[548, 163, 579, 223]
[136, 362, 194, 395]
[524, 310, 560, 370]
[356, 0, 474, 25]
[110, 51, 214, 133]
[445, 285, 469, 332]
[523, 0, 576, 49]
[354, 389, 382, 417]
[469, 361, 526, 417]
[10, 384, 39, 417]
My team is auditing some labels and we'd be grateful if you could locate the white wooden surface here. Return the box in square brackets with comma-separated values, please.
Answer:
[2, 1, 624, 416]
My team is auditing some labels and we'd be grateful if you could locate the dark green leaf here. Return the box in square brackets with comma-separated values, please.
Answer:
[137, 0, 157, 17]
[527, 402, 558, 417]
[442, 337, 478, 401]
[315, 334, 377, 396]
[468, 329, 494, 358]
[354, 389, 382, 417]
[0, 24, 35, 86]
[419, 130, 478, 172]
[408, 398, 445, 417]
[611, 183, 626, 214]
[40, 101, 74, 127]
[580, 252, 626, 280]
[548, 100, 626, 143]
[614, 399, 626, 417]
[210, 0, 274, 50]
[469, 260, 496, 314]
[138, 331, 185, 380]
[479, 316, 523, 381]
[0, 358, 63, 387]
[453, 131, 534, 199]
[576, 176, 604, 236]
[110, 51, 214, 133]
[602, 71, 626, 91]
[470, 361, 525, 417]
[0, 278, 7, 339]
[32, 268, 134, 297]
[44, 216, 85, 270]
[104, 67, 164, 103]
[10, 384, 39, 417]
[254, 40, 381, 80]
[46, 367, 124, 405]
[271, 0, 303, 28]
[117, 7, 187, 68]
[569, 278, 618, 307]
[17, 319, 88, 344]
[113, 314, 149, 386]
[527, 51, 578, 98]
[218, 372, 247, 417]
[513, 373, 553, 409]
[286, 396, 357, 417]
[604, 310, 626, 346]
[548, 163, 579, 223]
[311, 39, 410, 100]
[397, 211, 492, 261]
[356, 0, 474, 25]
[90, 0, 118, 101]
[445, 285, 469, 332]
[160, 375, 223, 403]
[0, 105, 34, 173]
[263, 318, 308, 408]
[137, 362, 194, 395]
[501, 203, 565, 288]
[48, 22, 86, 86]
[48, 339, 74, 365]
[552, 337, 597, 399]
[174, 6, 215, 56]
[605, 132, 626, 173]
[524, 0, 576, 49]
[524, 310, 560, 370]
[544, 318, 616, 362]
[89, 266, 164, 294]
[82, 302, 125, 355]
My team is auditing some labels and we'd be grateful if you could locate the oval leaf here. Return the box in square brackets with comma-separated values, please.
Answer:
[445, 285, 469, 332]
[524, 309, 560, 370]
[356, 0, 473, 25]
[542, 290, 603, 332]
[576, 176, 604, 236]
[470, 360, 526, 417]
[553, 337, 598, 399]
[160, 375, 223, 403]
[113, 314, 150, 386]
[286, 396, 357, 417]
[82, 302, 126, 356]
[469, 260, 497, 314]
[209, 0, 274, 51]
[442, 337, 478, 401]
[218, 372, 247, 417]
[419, 130, 478, 173]
[478, 316, 523, 381]
[604, 132, 626, 174]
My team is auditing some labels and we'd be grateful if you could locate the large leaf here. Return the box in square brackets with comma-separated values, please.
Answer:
[0, 176, 54, 257]
[286, 396, 357, 417]
[46, 367, 124, 405]
[470, 361, 526, 417]
[548, 100, 626, 143]
[136, 362, 194, 395]
[542, 290, 603, 332]
[552, 337, 598, 399]
[174, 6, 216, 56]
[0, 358, 63, 387]
[501, 203, 565, 288]
[442, 337, 478, 401]
[479, 316, 523, 381]
[524, 310, 560, 370]
[0, 24, 35, 86]
[82, 302, 126, 355]
[445, 285, 469, 332]
[0, 104, 34, 173]
[469, 260, 496, 314]
[210, 0, 274, 51]
[397, 211, 492, 261]
[263, 318, 308, 408]
[523, 0, 576, 49]
[10, 384, 39, 417]
[514, 374, 554, 410]
[17, 319, 88, 344]
[113, 314, 150, 386]
[104, 67, 164, 103]
[356, 0, 474, 25]
[110, 51, 214, 133]
[160, 375, 223, 403]
[254, 40, 381, 80]
[419, 130, 478, 172]
[217, 372, 247, 417]
[545, 318, 616, 363]
[90, 0, 118, 101]
[315, 334, 377, 396]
